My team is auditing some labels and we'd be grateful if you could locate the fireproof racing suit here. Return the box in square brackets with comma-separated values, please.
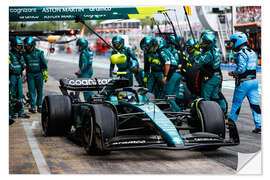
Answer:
[78, 48, 94, 101]
[196, 48, 227, 114]
[147, 45, 182, 112]
[23, 48, 48, 111]
[9, 50, 26, 115]
[167, 45, 187, 106]
[130, 59, 145, 87]
[229, 46, 261, 129]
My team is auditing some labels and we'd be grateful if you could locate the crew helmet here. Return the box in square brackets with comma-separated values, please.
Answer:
[76, 38, 88, 51]
[200, 29, 215, 39]
[200, 33, 216, 50]
[10, 36, 23, 52]
[168, 34, 181, 47]
[150, 37, 166, 52]
[24, 37, 36, 52]
[112, 35, 124, 50]
[140, 36, 153, 52]
[230, 31, 248, 51]
[185, 38, 199, 54]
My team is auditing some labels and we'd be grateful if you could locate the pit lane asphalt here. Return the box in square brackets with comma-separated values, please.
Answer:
[9, 53, 261, 174]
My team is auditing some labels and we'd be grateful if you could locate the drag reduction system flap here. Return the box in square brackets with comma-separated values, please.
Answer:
[59, 77, 130, 91]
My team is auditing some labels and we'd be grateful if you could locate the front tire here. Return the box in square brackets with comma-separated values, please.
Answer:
[198, 101, 225, 139]
[82, 103, 117, 155]
[190, 100, 225, 150]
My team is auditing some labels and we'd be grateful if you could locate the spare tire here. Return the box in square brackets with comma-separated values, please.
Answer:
[41, 95, 72, 136]
[184, 64, 202, 96]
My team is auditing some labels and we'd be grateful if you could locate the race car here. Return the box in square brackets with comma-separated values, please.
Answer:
[41, 76, 239, 155]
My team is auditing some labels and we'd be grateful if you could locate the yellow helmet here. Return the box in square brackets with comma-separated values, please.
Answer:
[118, 91, 136, 102]
[110, 53, 127, 64]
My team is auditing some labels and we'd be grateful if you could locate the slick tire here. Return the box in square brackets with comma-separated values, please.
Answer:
[41, 95, 72, 136]
[198, 101, 225, 138]
[83, 103, 117, 155]
[197, 101, 225, 150]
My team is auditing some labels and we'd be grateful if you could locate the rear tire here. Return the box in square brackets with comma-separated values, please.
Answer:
[41, 95, 72, 136]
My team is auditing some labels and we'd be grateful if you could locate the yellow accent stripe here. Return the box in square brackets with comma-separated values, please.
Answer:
[128, 6, 165, 19]
[128, 14, 153, 19]
[195, 98, 204, 119]
[136, 6, 166, 14]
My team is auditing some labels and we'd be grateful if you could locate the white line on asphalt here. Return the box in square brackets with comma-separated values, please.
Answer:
[21, 119, 51, 174]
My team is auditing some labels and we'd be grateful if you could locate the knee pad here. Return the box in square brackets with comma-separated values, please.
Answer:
[236, 107, 241, 115]
[250, 104, 261, 114]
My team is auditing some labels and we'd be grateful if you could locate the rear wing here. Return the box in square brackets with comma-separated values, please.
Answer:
[59, 77, 130, 92]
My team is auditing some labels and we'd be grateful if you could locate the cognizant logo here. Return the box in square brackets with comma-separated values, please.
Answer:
[10, 8, 37, 14]
[68, 79, 112, 86]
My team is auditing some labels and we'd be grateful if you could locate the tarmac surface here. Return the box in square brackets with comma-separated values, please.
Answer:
[9, 53, 262, 174]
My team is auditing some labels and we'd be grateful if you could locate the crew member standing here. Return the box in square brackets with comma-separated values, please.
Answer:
[75, 38, 94, 101]
[110, 35, 138, 86]
[23, 37, 48, 113]
[9, 36, 30, 118]
[228, 32, 261, 134]
[195, 33, 227, 115]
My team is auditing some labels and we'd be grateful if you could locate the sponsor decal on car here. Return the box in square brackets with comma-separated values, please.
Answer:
[68, 78, 112, 86]
[111, 140, 146, 145]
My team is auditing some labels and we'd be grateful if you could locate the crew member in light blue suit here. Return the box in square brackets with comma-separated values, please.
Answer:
[110, 35, 138, 86]
[23, 37, 48, 113]
[76, 38, 94, 101]
[228, 32, 261, 134]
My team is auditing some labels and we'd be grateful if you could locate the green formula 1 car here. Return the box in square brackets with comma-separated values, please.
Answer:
[41, 77, 239, 155]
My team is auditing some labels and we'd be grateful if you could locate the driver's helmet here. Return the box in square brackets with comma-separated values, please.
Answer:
[118, 91, 136, 102]
[24, 37, 36, 52]
[112, 35, 124, 50]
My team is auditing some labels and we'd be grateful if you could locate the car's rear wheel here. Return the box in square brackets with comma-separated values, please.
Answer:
[41, 95, 72, 136]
